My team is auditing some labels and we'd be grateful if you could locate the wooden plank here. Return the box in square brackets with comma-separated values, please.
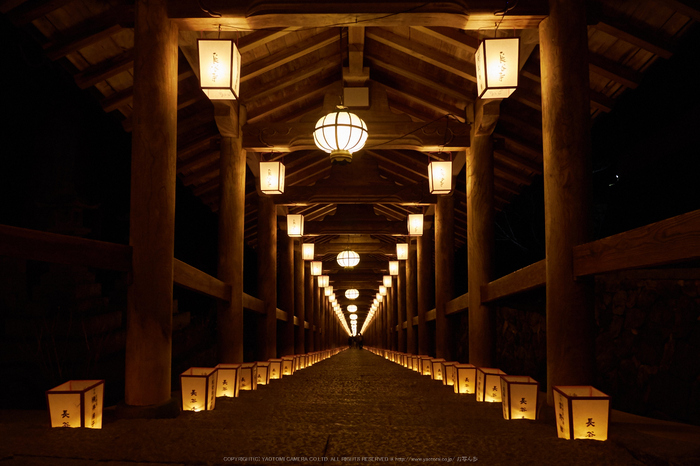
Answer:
[100, 69, 194, 113]
[573, 209, 700, 277]
[446, 291, 468, 315]
[413, 26, 480, 52]
[594, 19, 675, 60]
[588, 52, 643, 89]
[659, 0, 700, 22]
[0, 224, 131, 271]
[481, 259, 546, 303]
[173, 258, 230, 301]
[243, 292, 265, 314]
[238, 28, 290, 53]
[425, 308, 436, 322]
[277, 308, 288, 322]
[74, 49, 135, 89]
[7, 0, 74, 25]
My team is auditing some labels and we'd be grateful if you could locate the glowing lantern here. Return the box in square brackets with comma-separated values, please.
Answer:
[325, 286, 333, 297]
[350, 314, 358, 321]
[259, 161, 285, 194]
[501, 376, 539, 420]
[553, 386, 611, 441]
[180, 367, 217, 411]
[310, 261, 323, 276]
[428, 161, 452, 194]
[475, 37, 520, 99]
[439, 361, 458, 386]
[197, 39, 241, 100]
[396, 243, 408, 260]
[256, 362, 271, 386]
[238, 363, 257, 391]
[419, 356, 433, 376]
[430, 358, 446, 380]
[347, 304, 357, 313]
[345, 289, 359, 299]
[454, 364, 477, 394]
[215, 363, 240, 397]
[383, 276, 392, 287]
[407, 214, 424, 236]
[268, 359, 282, 380]
[389, 261, 399, 276]
[476, 367, 506, 402]
[318, 275, 329, 288]
[411, 356, 420, 371]
[302, 243, 314, 260]
[379, 286, 387, 296]
[337, 250, 360, 268]
[281, 356, 295, 376]
[46, 380, 104, 428]
[288, 214, 304, 237]
[313, 108, 368, 164]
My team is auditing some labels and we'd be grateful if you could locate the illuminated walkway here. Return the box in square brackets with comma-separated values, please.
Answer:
[1, 349, 699, 465]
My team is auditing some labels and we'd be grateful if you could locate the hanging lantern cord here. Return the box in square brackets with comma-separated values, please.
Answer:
[494, 0, 519, 35]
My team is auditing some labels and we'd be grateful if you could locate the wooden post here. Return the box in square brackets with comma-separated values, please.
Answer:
[417, 229, 431, 355]
[314, 282, 321, 350]
[294, 240, 305, 354]
[125, 0, 178, 408]
[435, 196, 455, 360]
[467, 121, 496, 367]
[305, 262, 313, 352]
[397, 260, 406, 352]
[278, 231, 294, 356]
[540, 0, 595, 403]
[406, 240, 417, 354]
[387, 279, 394, 350]
[256, 197, 277, 360]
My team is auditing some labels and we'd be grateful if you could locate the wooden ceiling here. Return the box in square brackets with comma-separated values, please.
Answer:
[3, 0, 698, 325]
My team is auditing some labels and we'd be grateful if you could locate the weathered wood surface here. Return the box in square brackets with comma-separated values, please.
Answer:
[446, 292, 468, 315]
[243, 293, 265, 314]
[174, 259, 230, 301]
[435, 195, 455, 359]
[274, 185, 436, 206]
[0, 224, 131, 271]
[481, 260, 546, 303]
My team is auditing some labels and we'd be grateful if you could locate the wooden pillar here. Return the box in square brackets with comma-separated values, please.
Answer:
[256, 197, 277, 360]
[417, 230, 431, 355]
[278, 232, 294, 356]
[294, 241, 305, 354]
[125, 0, 178, 408]
[435, 196, 455, 360]
[387, 281, 394, 350]
[305, 262, 313, 352]
[540, 0, 595, 402]
[315, 283, 321, 350]
[397, 261, 406, 352]
[467, 126, 495, 367]
[406, 240, 417, 354]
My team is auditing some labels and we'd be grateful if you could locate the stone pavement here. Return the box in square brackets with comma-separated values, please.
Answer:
[1, 348, 699, 465]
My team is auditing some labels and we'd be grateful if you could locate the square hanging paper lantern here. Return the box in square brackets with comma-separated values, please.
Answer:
[256, 362, 271, 386]
[310, 261, 323, 276]
[379, 285, 387, 296]
[501, 376, 539, 420]
[407, 214, 424, 236]
[475, 37, 520, 99]
[46, 380, 104, 428]
[430, 358, 446, 380]
[281, 356, 295, 376]
[238, 363, 257, 391]
[389, 261, 399, 276]
[198, 39, 241, 100]
[554, 386, 611, 441]
[318, 275, 329, 288]
[383, 275, 392, 287]
[215, 363, 241, 397]
[440, 361, 458, 386]
[259, 161, 285, 194]
[476, 367, 507, 402]
[454, 364, 477, 393]
[326, 286, 333, 297]
[180, 367, 218, 411]
[302, 243, 314, 260]
[396, 243, 408, 260]
[287, 214, 304, 237]
[428, 161, 453, 194]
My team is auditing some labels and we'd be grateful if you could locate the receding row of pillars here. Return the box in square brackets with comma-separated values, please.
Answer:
[125, 0, 594, 409]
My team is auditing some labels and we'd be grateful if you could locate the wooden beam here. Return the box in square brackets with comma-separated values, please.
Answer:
[0, 224, 131, 272]
[573, 209, 700, 277]
[273, 184, 435, 206]
[173, 258, 230, 301]
[246, 76, 338, 124]
[481, 259, 546, 303]
[593, 19, 675, 60]
[657, 0, 700, 22]
[425, 308, 436, 322]
[238, 28, 291, 53]
[446, 291, 468, 315]
[243, 293, 265, 314]
[101, 69, 194, 113]
[74, 49, 135, 89]
[376, 74, 467, 122]
[494, 149, 542, 174]
[413, 26, 480, 52]
[243, 57, 337, 103]
[588, 52, 643, 89]
[7, 0, 74, 25]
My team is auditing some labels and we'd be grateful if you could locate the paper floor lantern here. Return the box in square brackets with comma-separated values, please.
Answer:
[501, 376, 539, 420]
[281, 356, 295, 376]
[215, 363, 241, 397]
[554, 386, 611, 441]
[411, 355, 420, 372]
[46, 380, 104, 428]
[476, 367, 506, 402]
[430, 358, 446, 381]
[256, 362, 271, 386]
[440, 361, 458, 386]
[453, 364, 477, 394]
[238, 363, 257, 391]
[180, 367, 217, 411]
[419, 356, 433, 376]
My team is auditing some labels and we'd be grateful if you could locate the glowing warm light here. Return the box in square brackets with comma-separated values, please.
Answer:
[325, 286, 333, 297]
[350, 314, 358, 320]
[313, 108, 368, 164]
[318, 275, 329, 288]
[345, 289, 359, 299]
[180, 368, 217, 411]
[347, 304, 357, 313]
[407, 214, 424, 236]
[475, 37, 520, 99]
[383, 275, 392, 287]
[554, 386, 611, 441]
[310, 261, 323, 276]
[389, 261, 399, 276]
[238, 363, 257, 391]
[288, 214, 304, 237]
[259, 161, 285, 194]
[379, 286, 387, 296]
[396, 243, 408, 260]
[476, 367, 506, 402]
[302, 243, 314, 260]
[501, 376, 539, 420]
[215, 363, 241, 397]
[428, 161, 452, 194]
[46, 380, 104, 428]
[337, 250, 360, 268]
[198, 39, 241, 100]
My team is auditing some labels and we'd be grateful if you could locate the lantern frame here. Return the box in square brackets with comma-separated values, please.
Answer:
[500, 375, 540, 420]
[214, 363, 241, 397]
[407, 214, 424, 236]
[259, 161, 285, 194]
[396, 243, 408, 260]
[553, 386, 611, 441]
[337, 250, 360, 268]
[313, 108, 368, 164]
[454, 364, 477, 394]
[430, 358, 446, 381]
[302, 243, 315, 260]
[46, 380, 104, 428]
[475, 37, 521, 99]
[238, 362, 257, 391]
[440, 361, 458, 387]
[287, 214, 304, 237]
[197, 39, 241, 100]
[476, 367, 507, 402]
[180, 367, 218, 411]
[428, 161, 453, 194]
